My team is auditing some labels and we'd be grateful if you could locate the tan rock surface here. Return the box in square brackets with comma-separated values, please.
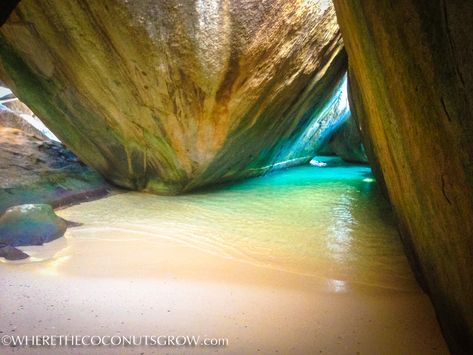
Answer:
[333, 1, 473, 351]
[0, 0, 345, 194]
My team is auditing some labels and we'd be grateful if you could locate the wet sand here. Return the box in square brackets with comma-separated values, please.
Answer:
[1, 231, 448, 354]
[0, 162, 449, 354]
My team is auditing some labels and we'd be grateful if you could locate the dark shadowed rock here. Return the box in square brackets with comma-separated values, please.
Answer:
[0, 245, 29, 260]
[0, 1, 21, 26]
[60, 218, 82, 228]
[333, 1, 473, 351]
[318, 115, 368, 164]
[0, 204, 66, 246]
[0, 122, 110, 214]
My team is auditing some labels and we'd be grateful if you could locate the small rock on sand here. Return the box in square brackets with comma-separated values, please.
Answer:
[0, 204, 67, 247]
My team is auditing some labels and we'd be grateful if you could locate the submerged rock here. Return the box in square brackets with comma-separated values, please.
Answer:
[0, 204, 66, 246]
[0, 0, 346, 194]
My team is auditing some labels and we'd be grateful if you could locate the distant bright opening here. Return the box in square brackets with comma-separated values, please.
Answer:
[0, 86, 60, 142]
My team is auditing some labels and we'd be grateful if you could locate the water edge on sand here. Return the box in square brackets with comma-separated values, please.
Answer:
[0, 159, 448, 354]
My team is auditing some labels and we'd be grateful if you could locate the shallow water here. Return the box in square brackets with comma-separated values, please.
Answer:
[1, 157, 449, 354]
[54, 156, 414, 290]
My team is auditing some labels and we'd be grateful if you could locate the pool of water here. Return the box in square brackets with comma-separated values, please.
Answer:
[1, 157, 448, 354]
[54, 156, 415, 290]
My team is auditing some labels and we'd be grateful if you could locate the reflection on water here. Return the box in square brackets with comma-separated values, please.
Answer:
[51, 157, 414, 290]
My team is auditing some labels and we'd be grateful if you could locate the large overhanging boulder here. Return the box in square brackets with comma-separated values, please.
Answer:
[333, 1, 473, 352]
[0, 0, 346, 194]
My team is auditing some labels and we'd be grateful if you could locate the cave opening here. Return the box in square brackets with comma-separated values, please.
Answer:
[1, 0, 471, 353]
[1, 74, 447, 352]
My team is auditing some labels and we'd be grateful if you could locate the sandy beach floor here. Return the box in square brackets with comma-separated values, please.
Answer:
[1, 222, 448, 354]
[0, 164, 450, 354]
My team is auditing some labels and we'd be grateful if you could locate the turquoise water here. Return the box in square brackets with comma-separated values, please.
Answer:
[58, 157, 415, 290]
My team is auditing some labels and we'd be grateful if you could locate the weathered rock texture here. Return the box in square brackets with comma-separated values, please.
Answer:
[0, 0, 345, 194]
[0, 101, 48, 138]
[317, 114, 368, 164]
[0, 122, 109, 214]
[1, 96, 62, 140]
[333, 1, 473, 352]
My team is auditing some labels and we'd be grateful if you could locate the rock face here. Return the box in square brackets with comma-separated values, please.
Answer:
[317, 114, 368, 164]
[0, 0, 345, 194]
[0, 119, 109, 214]
[0, 102, 47, 139]
[0, 245, 29, 260]
[0, 93, 62, 140]
[333, 1, 473, 352]
[0, 204, 66, 246]
[0, 1, 20, 26]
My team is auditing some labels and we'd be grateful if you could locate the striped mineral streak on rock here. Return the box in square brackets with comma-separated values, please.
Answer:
[0, 0, 346, 194]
